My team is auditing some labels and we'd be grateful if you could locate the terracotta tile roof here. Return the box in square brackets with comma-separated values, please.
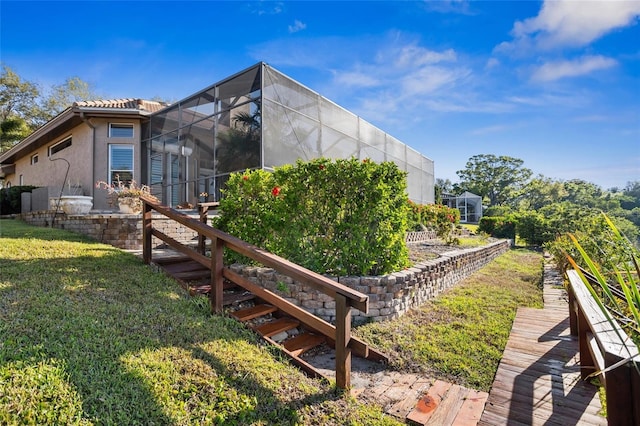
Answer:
[73, 98, 167, 113]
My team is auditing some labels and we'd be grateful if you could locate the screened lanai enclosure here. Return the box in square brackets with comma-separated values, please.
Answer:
[142, 62, 435, 207]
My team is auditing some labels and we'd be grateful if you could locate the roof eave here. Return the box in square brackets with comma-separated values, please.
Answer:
[0, 106, 151, 165]
[0, 107, 75, 164]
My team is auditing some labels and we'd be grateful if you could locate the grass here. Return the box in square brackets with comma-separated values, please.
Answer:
[0, 219, 400, 425]
[355, 248, 543, 392]
[1, 219, 545, 423]
[460, 224, 479, 233]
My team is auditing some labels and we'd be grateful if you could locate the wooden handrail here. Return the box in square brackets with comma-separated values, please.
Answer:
[141, 195, 371, 388]
[567, 270, 639, 426]
[142, 195, 368, 311]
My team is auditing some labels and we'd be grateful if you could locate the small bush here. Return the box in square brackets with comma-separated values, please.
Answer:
[407, 201, 460, 242]
[0, 185, 38, 215]
[478, 215, 516, 240]
[214, 158, 410, 276]
[515, 211, 555, 246]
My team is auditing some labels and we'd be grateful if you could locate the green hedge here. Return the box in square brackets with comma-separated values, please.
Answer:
[408, 201, 460, 242]
[478, 215, 516, 240]
[213, 158, 409, 276]
[0, 186, 38, 215]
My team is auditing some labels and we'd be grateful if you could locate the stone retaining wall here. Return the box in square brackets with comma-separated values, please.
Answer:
[19, 210, 200, 250]
[230, 239, 511, 324]
[405, 230, 437, 243]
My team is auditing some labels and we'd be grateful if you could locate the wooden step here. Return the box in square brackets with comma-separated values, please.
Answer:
[223, 291, 256, 306]
[153, 255, 192, 265]
[161, 260, 207, 274]
[172, 269, 210, 280]
[283, 333, 325, 356]
[188, 284, 212, 296]
[253, 317, 300, 337]
[187, 280, 242, 296]
[230, 304, 277, 322]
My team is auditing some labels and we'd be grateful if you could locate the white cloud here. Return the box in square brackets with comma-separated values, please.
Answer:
[249, 1, 284, 16]
[422, 0, 472, 15]
[531, 55, 617, 82]
[401, 65, 470, 95]
[394, 46, 457, 67]
[498, 0, 640, 52]
[485, 58, 500, 69]
[469, 124, 510, 136]
[333, 71, 379, 88]
[288, 19, 306, 34]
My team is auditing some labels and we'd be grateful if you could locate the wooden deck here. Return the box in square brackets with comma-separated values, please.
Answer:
[480, 261, 606, 425]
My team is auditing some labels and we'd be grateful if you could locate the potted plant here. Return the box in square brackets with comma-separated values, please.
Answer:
[95, 175, 157, 214]
[56, 180, 93, 215]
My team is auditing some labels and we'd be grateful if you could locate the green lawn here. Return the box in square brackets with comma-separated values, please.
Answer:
[0, 219, 398, 425]
[0, 219, 544, 424]
[355, 248, 543, 392]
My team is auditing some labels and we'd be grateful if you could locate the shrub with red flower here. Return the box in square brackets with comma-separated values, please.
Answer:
[271, 186, 281, 197]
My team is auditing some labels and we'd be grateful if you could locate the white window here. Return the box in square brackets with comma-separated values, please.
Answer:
[31, 154, 39, 165]
[109, 123, 134, 138]
[49, 137, 72, 156]
[109, 145, 134, 184]
[19, 175, 24, 185]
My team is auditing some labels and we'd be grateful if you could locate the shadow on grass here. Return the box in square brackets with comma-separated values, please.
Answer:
[0, 227, 343, 424]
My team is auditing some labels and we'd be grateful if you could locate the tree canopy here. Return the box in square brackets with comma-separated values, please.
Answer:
[456, 154, 532, 206]
[0, 65, 101, 152]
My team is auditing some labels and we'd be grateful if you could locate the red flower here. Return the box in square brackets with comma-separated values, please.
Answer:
[319, 165, 325, 170]
[242, 175, 249, 181]
[362, 158, 369, 163]
[271, 186, 281, 197]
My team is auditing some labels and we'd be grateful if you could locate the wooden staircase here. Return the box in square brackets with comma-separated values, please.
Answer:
[153, 253, 384, 379]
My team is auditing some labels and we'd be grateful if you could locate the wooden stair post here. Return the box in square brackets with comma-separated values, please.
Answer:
[142, 200, 152, 265]
[335, 294, 352, 389]
[210, 236, 224, 314]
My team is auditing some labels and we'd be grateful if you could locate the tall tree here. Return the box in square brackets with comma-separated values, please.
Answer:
[37, 77, 99, 126]
[518, 175, 567, 210]
[0, 65, 40, 149]
[0, 65, 101, 152]
[434, 178, 453, 203]
[456, 154, 532, 206]
[621, 181, 640, 210]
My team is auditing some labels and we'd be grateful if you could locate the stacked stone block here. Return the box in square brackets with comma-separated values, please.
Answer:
[19, 211, 200, 250]
[405, 230, 437, 243]
[231, 240, 510, 324]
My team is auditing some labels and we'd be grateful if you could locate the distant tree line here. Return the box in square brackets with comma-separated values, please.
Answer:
[442, 153, 639, 249]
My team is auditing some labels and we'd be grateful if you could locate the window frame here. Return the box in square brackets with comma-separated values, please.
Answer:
[108, 144, 134, 185]
[48, 136, 72, 156]
[31, 154, 39, 165]
[109, 123, 134, 138]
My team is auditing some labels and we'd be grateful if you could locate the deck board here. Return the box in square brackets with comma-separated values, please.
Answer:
[480, 273, 606, 426]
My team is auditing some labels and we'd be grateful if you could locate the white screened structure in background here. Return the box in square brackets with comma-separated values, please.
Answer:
[142, 62, 434, 207]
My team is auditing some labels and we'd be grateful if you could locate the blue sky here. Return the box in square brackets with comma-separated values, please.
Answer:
[2, 0, 639, 190]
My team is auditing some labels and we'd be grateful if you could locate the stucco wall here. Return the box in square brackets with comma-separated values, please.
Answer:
[5, 118, 144, 211]
[10, 125, 92, 194]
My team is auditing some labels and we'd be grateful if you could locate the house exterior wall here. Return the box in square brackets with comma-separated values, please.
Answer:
[8, 125, 92, 196]
[92, 118, 143, 210]
[3, 117, 144, 211]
